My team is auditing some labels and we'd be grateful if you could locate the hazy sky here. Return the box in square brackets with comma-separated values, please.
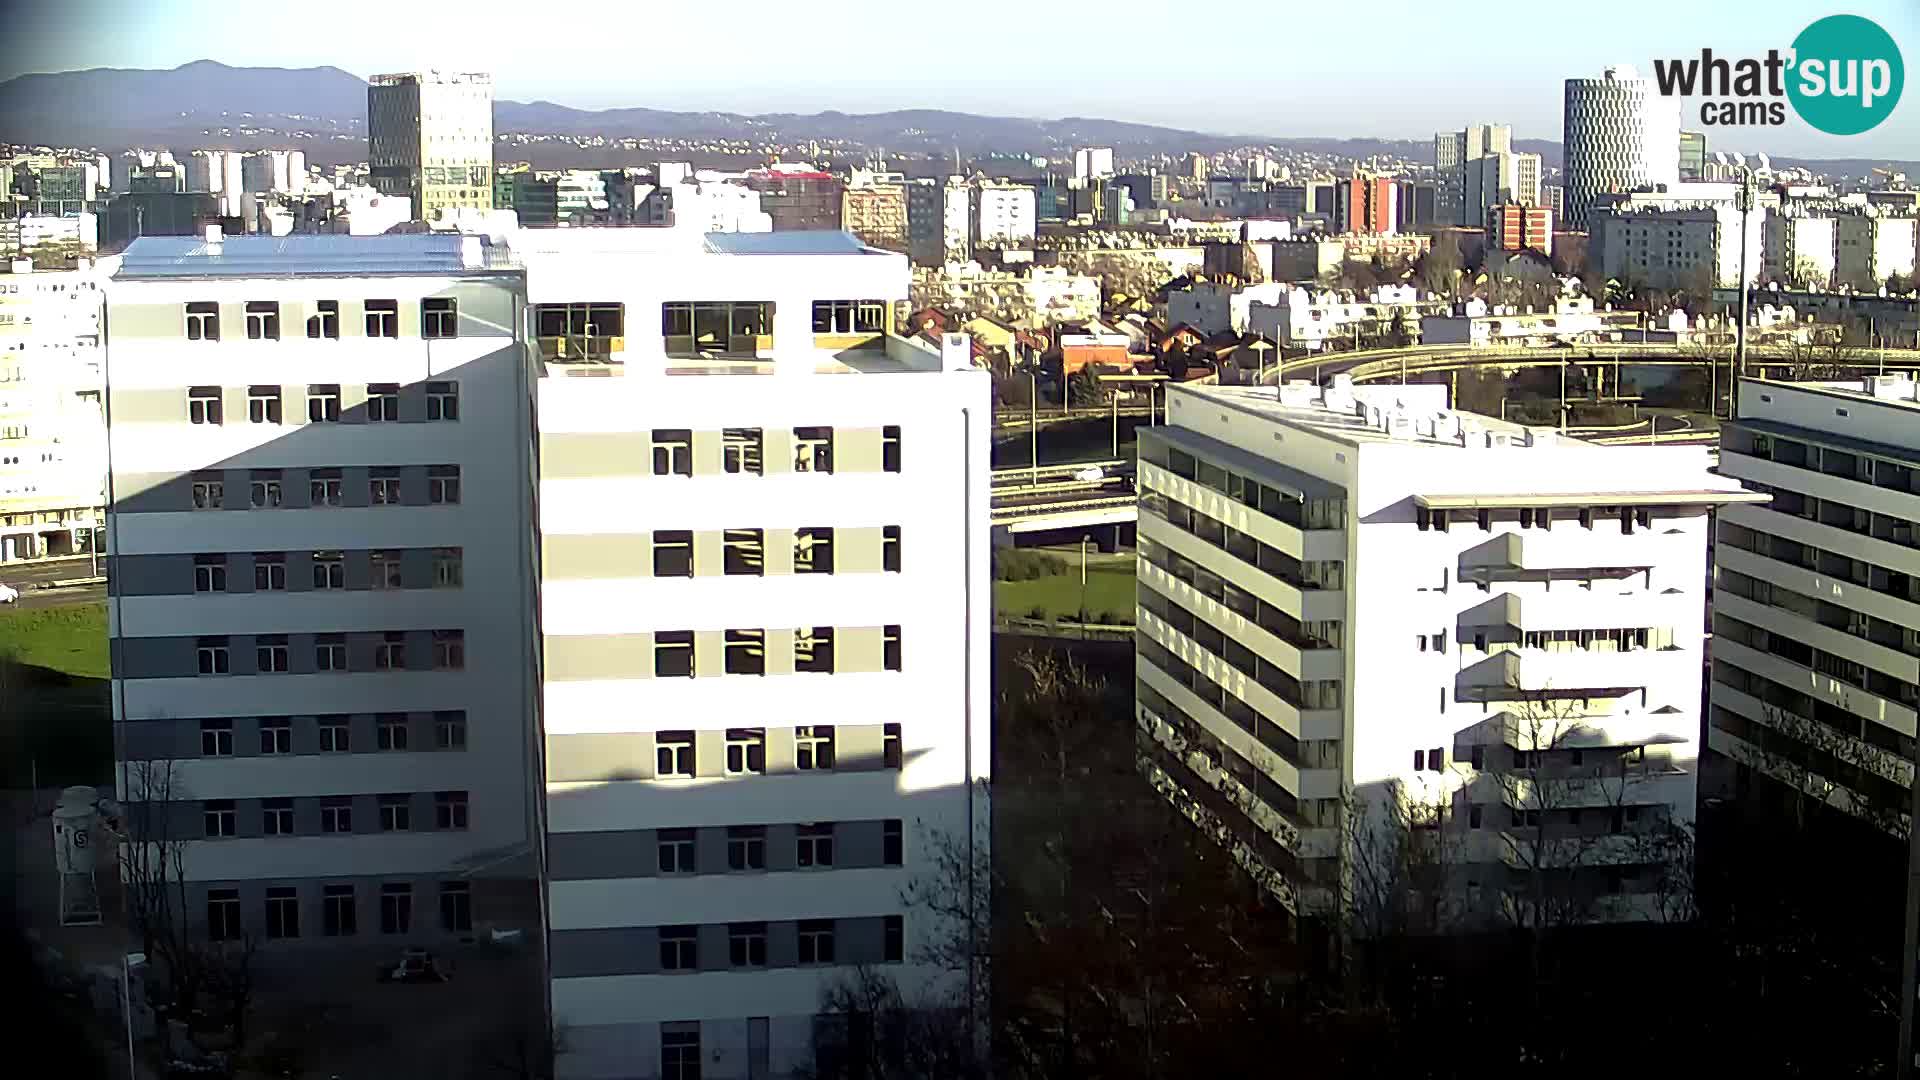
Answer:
[3, 0, 1916, 157]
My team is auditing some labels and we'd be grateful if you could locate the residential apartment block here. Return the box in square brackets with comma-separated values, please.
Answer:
[1134, 380, 1759, 926]
[104, 228, 991, 1079]
[2, 259, 110, 562]
[1708, 376, 1920, 834]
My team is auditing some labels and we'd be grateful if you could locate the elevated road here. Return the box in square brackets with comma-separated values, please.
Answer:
[1260, 341, 1920, 387]
[991, 461, 1139, 535]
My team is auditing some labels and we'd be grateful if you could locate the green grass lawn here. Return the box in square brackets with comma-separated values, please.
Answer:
[0, 601, 111, 788]
[0, 602, 109, 680]
[994, 562, 1137, 623]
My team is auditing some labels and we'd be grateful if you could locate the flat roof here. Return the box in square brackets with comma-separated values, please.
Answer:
[1189, 383, 1549, 448]
[1747, 376, 1920, 416]
[113, 235, 513, 280]
[701, 231, 882, 256]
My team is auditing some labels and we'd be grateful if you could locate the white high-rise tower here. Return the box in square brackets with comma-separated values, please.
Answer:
[1563, 66, 1680, 231]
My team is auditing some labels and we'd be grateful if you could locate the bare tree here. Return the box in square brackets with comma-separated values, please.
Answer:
[118, 757, 262, 1074]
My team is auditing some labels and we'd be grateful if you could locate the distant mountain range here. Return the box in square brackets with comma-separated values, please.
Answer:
[2, 61, 1913, 180]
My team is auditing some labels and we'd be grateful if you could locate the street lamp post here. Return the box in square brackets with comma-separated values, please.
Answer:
[1732, 167, 1755, 420]
[1027, 365, 1038, 487]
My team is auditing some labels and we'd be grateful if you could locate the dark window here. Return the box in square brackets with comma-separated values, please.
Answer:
[322, 884, 356, 935]
[367, 383, 401, 422]
[659, 926, 698, 970]
[265, 886, 299, 938]
[426, 381, 459, 420]
[379, 883, 412, 934]
[655, 731, 695, 778]
[653, 530, 693, 577]
[439, 881, 471, 932]
[379, 794, 411, 831]
[247, 385, 282, 424]
[245, 301, 280, 341]
[882, 425, 902, 473]
[307, 300, 339, 339]
[725, 727, 766, 773]
[884, 625, 902, 672]
[652, 429, 692, 476]
[655, 632, 694, 677]
[795, 627, 835, 673]
[435, 710, 467, 750]
[188, 386, 222, 425]
[199, 719, 233, 756]
[727, 826, 767, 871]
[795, 528, 833, 574]
[729, 922, 768, 967]
[797, 822, 835, 868]
[434, 791, 469, 830]
[884, 914, 904, 962]
[883, 819, 903, 865]
[203, 800, 236, 838]
[883, 723, 902, 769]
[185, 301, 220, 342]
[658, 828, 696, 873]
[365, 299, 399, 338]
[794, 426, 833, 473]
[306, 384, 341, 422]
[422, 297, 457, 339]
[797, 919, 836, 964]
[206, 889, 241, 940]
[661, 1026, 701, 1080]
[883, 526, 902, 572]
[723, 428, 763, 474]
[724, 529, 765, 576]
[262, 797, 294, 835]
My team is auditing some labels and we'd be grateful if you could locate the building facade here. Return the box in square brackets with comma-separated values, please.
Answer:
[841, 172, 908, 253]
[1562, 66, 1680, 231]
[1835, 215, 1919, 293]
[106, 234, 542, 968]
[1134, 380, 1757, 926]
[1708, 376, 1920, 835]
[1335, 174, 1398, 235]
[1488, 204, 1554, 256]
[104, 228, 993, 1078]
[0, 259, 108, 562]
[972, 182, 1036, 248]
[368, 71, 496, 221]
[516, 229, 989, 1078]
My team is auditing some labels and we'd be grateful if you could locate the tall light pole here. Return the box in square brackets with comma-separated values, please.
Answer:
[1731, 166, 1755, 420]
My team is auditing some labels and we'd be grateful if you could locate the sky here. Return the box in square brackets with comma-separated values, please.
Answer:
[2, 0, 1917, 158]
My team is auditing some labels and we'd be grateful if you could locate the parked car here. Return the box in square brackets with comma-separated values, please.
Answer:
[0, 583, 19, 604]
[376, 947, 450, 984]
[1073, 466, 1106, 482]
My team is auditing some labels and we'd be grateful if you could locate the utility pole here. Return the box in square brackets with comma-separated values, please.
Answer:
[1028, 366, 1038, 487]
[1732, 169, 1754, 420]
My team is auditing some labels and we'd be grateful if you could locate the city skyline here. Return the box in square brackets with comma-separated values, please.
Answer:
[1, 0, 1913, 158]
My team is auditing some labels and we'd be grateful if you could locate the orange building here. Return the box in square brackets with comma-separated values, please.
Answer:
[1335, 173, 1398, 235]
[1487, 203, 1554, 255]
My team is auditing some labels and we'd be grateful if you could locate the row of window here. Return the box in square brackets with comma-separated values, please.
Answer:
[1741, 431, 1920, 499]
[649, 527, 900, 577]
[194, 548, 462, 592]
[183, 298, 457, 343]
[193, 630, 464, 675]
[1745, 479, 1920, 552]
[1151, 445, 1347, 531]
[650, 626, 902, 678]
[201, 791, 467, 838]
[535, 300, 891, 342]
[186, 382, 459, 425]
[652, 724, 901, 778]
[1137, 537, 1344, 650]
[649, 425, 901, 476]
[190, 465, 461, 510]
[650, 819, 904, 874]
[198, 712, 466, 756]
[205, 880, 469, 941]
[1417, 505, 1657, 533]
[1718, 518, 1920, 608]
[650, 914, 903, 974]
[1140, 490, 1345, 591]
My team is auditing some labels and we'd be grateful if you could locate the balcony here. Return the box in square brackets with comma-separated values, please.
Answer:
[538, 335, 624, 364]
[1455, 648, 1653, 702]
[1458, 530, 1663, 580]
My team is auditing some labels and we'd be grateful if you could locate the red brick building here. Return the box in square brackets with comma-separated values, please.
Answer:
[1487, 203, 1554, 256]
[1335, 173, 1398, 235]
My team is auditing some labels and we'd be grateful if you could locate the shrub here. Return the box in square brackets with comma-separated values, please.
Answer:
[993, 548, 1067, 581]
[1026, 606, 1048, 621]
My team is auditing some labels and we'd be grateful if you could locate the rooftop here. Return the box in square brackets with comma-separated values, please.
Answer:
[1749, 375, 1920, 414]
[113, 234, 514, 280]
[1187, 381, 1555, 449]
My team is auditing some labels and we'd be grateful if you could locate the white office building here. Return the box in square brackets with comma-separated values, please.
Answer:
[1709, 376, 1920, 833]
[102, 228, 993, 1078]
[1835, 214, 1919, 293]
[1589, 186, 1767, 290]
[1563, 66, 1680, 230]
[369, 71, 496, 221]
[105, 233, 542, 963]
[973, 182, 1036, 248]
[1074, 147, 1115, 181]
[1134, 379, 1759, 925]
[1764, 212, 1840, 289]
[521, 228, 990, 1078]
[0, 259, 110, 562]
